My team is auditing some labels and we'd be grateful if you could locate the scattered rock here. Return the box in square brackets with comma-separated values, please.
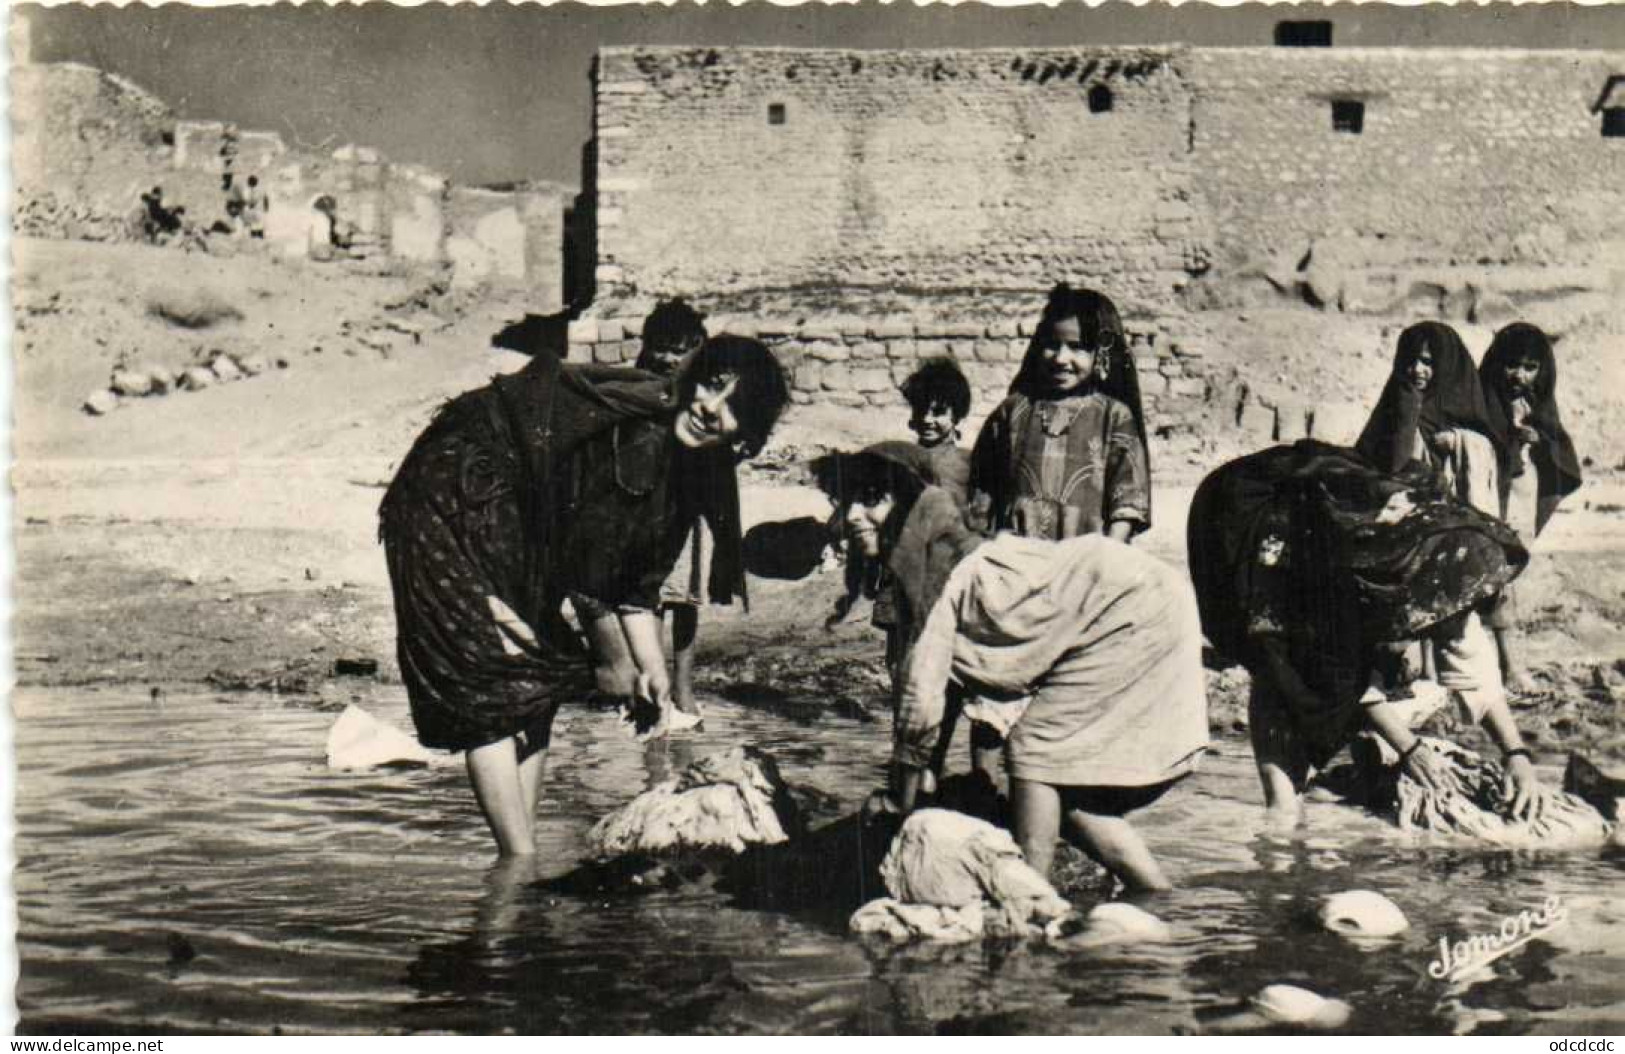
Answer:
[333, 657, 379, 677]
[110, 369, 153, 397]
[210, 355, 243, 382]
[141, 364, 176, 395]
[1319, 890, 1409, 939]
[179, 367, 215, 392]
[83, 388, 120, 415]
[1563, 754, 1625, 820]
[235, 353, 269, 377]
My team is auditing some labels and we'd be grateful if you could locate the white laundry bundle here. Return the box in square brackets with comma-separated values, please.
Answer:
[587, 747, 802, 857]
[850, 809, 1171, 944]
[1393, 738, 1612, 850]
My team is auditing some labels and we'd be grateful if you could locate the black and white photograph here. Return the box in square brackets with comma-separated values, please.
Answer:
[6, 0, 1624, 1037]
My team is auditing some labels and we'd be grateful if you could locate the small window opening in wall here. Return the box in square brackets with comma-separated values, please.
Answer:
[1331, 100, 1365, 134]
[767, 103, 787, 126]
[1276, 20, 1333, 47]
[1088, 84, 1114, 113]
[1604, 108, 1625, 138]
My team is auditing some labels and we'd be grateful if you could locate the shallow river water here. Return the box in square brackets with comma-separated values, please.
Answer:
[13, 686, 1624, 1035]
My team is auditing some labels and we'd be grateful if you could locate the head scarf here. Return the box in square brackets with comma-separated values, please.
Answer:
[814, 442, 984, 641]
[1188, 441, 1527, 676]
[1355, 321, 1509, 474]
[1479, 323, 1582, 502]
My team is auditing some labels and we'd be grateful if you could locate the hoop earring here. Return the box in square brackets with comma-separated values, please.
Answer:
[1095, 353, 1112, 381]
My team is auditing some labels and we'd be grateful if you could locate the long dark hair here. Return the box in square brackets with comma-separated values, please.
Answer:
[677, 335, 790, 460]
[1009, 283, 1150, 463]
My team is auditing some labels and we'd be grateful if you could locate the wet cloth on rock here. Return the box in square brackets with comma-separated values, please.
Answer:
[851, 809, 1072, 941]
[1384, 738, 1612, 850]
[587, 747, 803, 857]
[895, 533, 1208, 787]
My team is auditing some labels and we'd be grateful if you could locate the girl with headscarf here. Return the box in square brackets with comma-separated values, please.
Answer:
[1187, 441, 1549, 827]
[969, 284, 1151, 544]
[1478, 322, 1584, 693]
[819, 444, 1207, 892]
[1355, 321, 1509, 516]
[380, 337, 788, 855]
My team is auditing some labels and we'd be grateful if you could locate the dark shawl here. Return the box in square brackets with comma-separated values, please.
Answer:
[1480, 322, 1583, 511]
[1188, 441, 1528, 689]
[1355, 321, 1509, 476]
[377, 355, 681, 747]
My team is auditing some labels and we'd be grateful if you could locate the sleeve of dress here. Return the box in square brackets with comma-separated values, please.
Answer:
[1104, 402, 1152, 528]
[893, 581, 963, 769]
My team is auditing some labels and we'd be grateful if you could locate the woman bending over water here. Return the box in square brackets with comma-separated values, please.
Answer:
[1188, 441, 1549, 826]
[819, 444, 1207, 892]
[380, 337, 788, 854]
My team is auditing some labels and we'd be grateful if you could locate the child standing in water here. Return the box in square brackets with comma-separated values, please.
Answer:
[965, 285, 1152, 766]
[969, 284, 1151, 543]
[1479, 322, 1583, 694]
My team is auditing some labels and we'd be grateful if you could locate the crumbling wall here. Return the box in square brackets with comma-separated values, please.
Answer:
[1190, 48, 1625, 268]
[592, 46, 1202, 320]
[11, 63, 173, 238]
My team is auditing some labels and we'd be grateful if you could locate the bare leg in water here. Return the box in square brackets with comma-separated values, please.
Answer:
[466, 736, 550, 856]
[1011, 778, 1171, 893]
[669, 604, 700, 716]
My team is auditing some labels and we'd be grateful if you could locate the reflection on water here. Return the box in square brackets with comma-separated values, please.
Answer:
[13, 687, 1625, 1034]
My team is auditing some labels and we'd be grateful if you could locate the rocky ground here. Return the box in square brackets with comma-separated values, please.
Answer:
[12, 236, 1625, 776]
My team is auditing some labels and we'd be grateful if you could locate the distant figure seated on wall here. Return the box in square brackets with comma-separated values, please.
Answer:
[139, 186, 182, 243]
[307, 195, 355, 261]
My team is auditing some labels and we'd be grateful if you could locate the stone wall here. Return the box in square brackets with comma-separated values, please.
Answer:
[11, 63, 173, 237]
[591, 46, 1202, 320]
[568, 307, 1214, 431]
[1191, 48, 1625, 267]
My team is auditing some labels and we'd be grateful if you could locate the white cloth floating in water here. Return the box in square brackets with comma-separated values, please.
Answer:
[587, 747, 799, 857]
[325, 705, 437, 770]
[1251, 984, 1353, 1029]
[850, 809, 1073, 941]
[1320, 890, 1409, 940]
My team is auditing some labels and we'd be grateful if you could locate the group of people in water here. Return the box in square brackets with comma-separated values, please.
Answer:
[380, 283, 1582, 894]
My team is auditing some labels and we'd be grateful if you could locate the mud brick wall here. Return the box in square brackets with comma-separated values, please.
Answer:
[591, 46, 1202, 318]
[567, 309, 1213, 429]
[1191, 48, 1625, 264]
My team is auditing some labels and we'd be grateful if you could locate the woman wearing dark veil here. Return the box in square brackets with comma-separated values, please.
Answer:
[1355, 320, 1509, 515]
[1478, 321, 1584, 692]
[1187, 441, 1549, 826]
[379, 337, 788, 855]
